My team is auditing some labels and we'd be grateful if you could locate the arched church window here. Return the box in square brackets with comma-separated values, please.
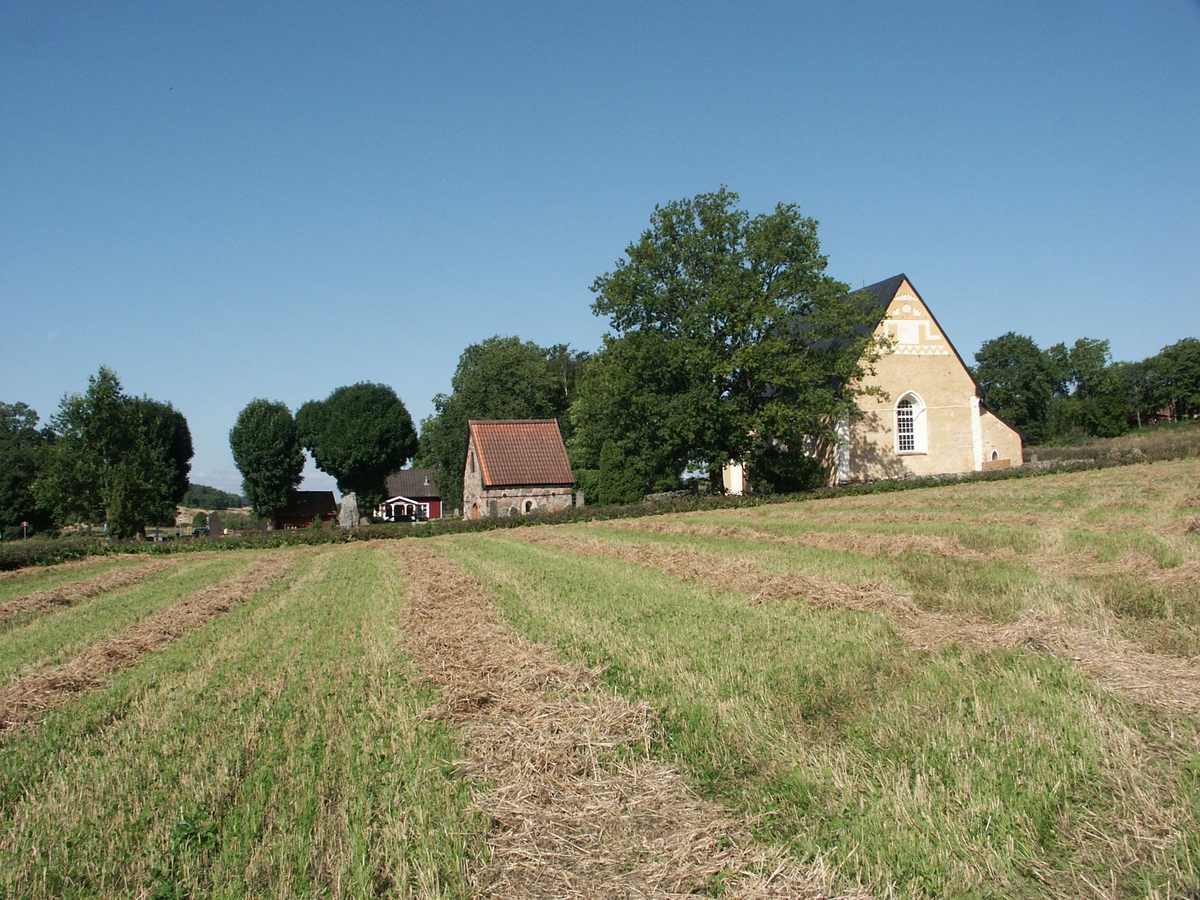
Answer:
[895, 393, 928, 454]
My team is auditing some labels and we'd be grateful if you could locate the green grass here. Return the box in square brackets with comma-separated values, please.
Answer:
[0, 556, 251, 681]
[0, 546, 484, 899]
[442, 534, 1200, 900]
[0, 557, 148, 604]
[2, 460, 1196, 899]
[585, 521, 900, 582]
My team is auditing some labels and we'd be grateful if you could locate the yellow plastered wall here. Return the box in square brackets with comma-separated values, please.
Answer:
[847, 278, 1022, 481]
[981, 410, 1023, 465]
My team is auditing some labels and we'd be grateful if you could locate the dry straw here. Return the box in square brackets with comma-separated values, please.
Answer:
[0, 554, 297, 729]
[0, 554, 114, 583]
[610, 517, 1014, 562]
[0, 558, 181, 623]
[398, 542, 865, 900]
[517, 531, 1200, 717]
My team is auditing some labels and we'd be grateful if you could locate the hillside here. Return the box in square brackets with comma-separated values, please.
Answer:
[1, 459, 1197, 898]
[181, 483, 245, 511]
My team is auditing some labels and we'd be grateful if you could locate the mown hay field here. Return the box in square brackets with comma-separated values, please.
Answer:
[1, 459, 1198, 899]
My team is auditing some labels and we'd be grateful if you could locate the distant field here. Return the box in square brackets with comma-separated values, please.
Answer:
[1029, 418, 1200, 463]
[1, 460, 1197, 898]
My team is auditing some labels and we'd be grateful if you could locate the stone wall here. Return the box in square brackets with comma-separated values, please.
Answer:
[461, 436, 573, 518]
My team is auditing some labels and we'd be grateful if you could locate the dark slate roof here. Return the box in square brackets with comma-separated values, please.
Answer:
[469, 419, 574, 488]
[855, 273, 908, 312]
[782, 274, 907, 347]
[384, 468, 440, 500]
[278, 490, 338, 519]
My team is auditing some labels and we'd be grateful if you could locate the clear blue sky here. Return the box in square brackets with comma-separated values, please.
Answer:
[3, 1, 1198, 495]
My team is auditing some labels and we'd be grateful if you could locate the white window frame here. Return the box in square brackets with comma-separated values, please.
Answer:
[895, 392, 928, 455]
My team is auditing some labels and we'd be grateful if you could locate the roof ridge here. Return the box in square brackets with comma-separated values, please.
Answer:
[469, 418, 560, 425]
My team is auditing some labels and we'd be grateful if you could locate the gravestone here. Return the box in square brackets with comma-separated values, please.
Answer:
[338, 492, 359, 528]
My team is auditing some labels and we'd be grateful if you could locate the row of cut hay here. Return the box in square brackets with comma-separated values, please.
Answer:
[518, 530, 915, 616]
[606, 517, 1015, 562]
[0, 554, 114, 583]
[0, 554, 298, 730]
[608, 515, 1200, 598]
[513, 531, 1200, 717]
[0, 558, 183, 623]
[397, 541, 863, 900]
[910, 610, 1200, 715]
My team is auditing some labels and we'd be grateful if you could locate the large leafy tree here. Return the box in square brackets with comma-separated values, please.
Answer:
[1148, 337, 1200, 420]
[229, 399, 306, 519]
[415, 336, 586, 511]
[0, 402, 54, 536]
[973, 332, 1058, 444]
[296, 383, 417, 512]
[34, 367, 193, 538]
[580, 187, 880, 492]
[569, 328, 704, 497]
[1045, 338, 1128, 439]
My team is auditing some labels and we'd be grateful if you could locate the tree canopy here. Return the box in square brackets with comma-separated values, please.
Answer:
[973, 333, 1060, 444]
[33, 367, 193, 538]
[229, 399, 306, 519]
[1150, 338, 1200, 421]
[574, 187, 881, 495]
[296, 383, 417, 512]
[415, 336, 586, 511]
[974, 331, 1200, 443]
[0, 402, 53, 536]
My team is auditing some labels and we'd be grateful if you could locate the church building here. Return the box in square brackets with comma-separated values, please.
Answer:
[725, 274, 1023, 491]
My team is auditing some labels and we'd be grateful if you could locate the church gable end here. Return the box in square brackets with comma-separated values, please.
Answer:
[845, 275, 1022, 483]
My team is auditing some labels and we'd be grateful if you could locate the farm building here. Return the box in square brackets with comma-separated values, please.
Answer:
[462, 419, 574, 519]
[725, 274, 1023, 491]
[273, 490, 339, 530]
[377, 468, 443, 521]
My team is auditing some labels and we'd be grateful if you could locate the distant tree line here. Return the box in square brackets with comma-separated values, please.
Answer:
[181, 484, 245, 510]
[972, 334, 1200, 445]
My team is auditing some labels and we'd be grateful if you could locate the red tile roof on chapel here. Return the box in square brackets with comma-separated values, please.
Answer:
[468, 419, 574, 488]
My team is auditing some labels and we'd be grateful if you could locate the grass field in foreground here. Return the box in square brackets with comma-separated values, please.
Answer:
[0, 460, 1196, 899]
[0, 545, 483, 900]
[441, 459, 1200, 900]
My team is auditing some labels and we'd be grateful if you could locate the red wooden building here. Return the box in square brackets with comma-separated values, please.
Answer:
[273, 490, 339, 530]
[377, 468, 442, 521]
